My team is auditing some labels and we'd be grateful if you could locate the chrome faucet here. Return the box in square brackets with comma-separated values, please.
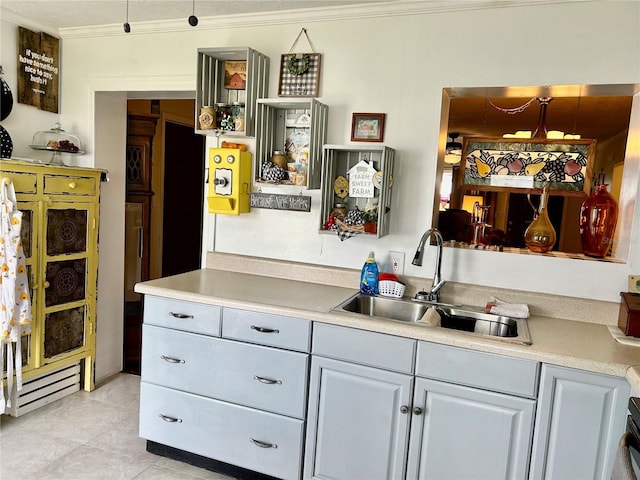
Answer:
[412, 228, 445, 303]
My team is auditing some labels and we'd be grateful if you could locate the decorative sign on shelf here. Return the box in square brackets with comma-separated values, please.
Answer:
[347, 160, 377, 198]
[278, 28, 321, 97]
[250, 192, 312, 212]
[17, 26, 60, 113]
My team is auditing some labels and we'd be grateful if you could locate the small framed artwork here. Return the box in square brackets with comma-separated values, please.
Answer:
[224, 60, 247, 90]
[351, 113, 386, 142]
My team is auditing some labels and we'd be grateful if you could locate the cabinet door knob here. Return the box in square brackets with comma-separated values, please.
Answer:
[68, 181, 77, 189]
[160, 355, 185, 364]
[413, 407, 423, 415]
[250, 438, 278, 449]
[400, 405, 409, 414]
[253, 375, 282, 385]
[43, 281, 50, 289]
[158, 413, 182, 423]
[250, 325, 279, 334]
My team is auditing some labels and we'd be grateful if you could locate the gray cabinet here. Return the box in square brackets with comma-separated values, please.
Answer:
[407, 377, 535, 479]
[305, 325, 538, 480]
[305, 323, 416, 479]
[304, 356, 413, 480]
[139, 298, 310, 480]
[529, 364, 630, 480]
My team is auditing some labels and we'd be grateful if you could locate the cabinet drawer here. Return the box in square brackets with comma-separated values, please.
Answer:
[140, 382, 304, 480]
[3, 171, 37, 194]
[312, 323, 416, 374]
[44, 175, 97, 196]
[142, 324, 309, 418]
[143, 295, 221, 336]
[415, 341, 539, 398]
[223, 308, 311, 352]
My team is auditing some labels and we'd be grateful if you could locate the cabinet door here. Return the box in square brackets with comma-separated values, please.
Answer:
[407, 377, 535, 480]
[41, 201, 97, 363]
[529, 364, 629, 480]
[304, 356, 413, 480]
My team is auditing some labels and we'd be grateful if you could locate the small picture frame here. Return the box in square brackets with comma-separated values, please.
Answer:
[351, 113, 386, 142]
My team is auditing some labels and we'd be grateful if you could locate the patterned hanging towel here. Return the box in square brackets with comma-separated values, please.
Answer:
[0, 179, 32, 410]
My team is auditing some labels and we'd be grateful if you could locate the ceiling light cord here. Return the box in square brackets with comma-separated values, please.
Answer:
[123, 0, 131, 33]
[188, 0, 199, 26]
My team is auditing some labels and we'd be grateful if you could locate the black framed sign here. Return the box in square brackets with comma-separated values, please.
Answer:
[278, 53, 321, 97]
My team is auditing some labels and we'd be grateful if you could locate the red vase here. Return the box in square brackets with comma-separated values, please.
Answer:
[579, 184, 618, 257]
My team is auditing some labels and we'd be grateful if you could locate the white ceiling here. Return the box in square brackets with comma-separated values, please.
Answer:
[1, 0, 386, 30]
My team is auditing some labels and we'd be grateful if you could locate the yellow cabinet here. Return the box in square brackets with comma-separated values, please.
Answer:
[1, 159, 104, 393]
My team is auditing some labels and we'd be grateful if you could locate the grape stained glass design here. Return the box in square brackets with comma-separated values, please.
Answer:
[44, 307, 85, 358]
[45, 259, 86, 307]
[47, 209, 87, 255]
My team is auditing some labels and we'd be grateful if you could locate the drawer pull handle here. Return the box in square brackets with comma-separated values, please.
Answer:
[160, 355, 185, 364]
[158, 414, 183, 423]
[253, 375, 282, 385]
[250, 325, 279, 334]
[169, 312, 194, 319]
[69, 181, 77, 189]
[250, 438, 278, 449]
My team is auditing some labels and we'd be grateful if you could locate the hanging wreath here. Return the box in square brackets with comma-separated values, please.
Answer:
[286, 54, 310, 76]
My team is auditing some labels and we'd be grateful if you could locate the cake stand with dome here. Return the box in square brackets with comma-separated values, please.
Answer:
[30, 122, 84, 165]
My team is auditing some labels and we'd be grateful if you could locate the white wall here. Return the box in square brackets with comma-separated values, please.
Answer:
[2, 1, 640, 379]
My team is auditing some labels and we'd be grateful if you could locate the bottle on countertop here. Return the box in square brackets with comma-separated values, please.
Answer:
[360, 251, 379, 296]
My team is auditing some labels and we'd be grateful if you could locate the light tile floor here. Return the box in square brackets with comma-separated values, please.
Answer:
[0, 373, 236, 480]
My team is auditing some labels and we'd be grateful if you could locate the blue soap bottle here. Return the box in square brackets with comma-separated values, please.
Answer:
[360, 251, 379, 295]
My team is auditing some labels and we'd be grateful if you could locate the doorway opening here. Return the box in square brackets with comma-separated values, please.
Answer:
[123, 99, 205, 374]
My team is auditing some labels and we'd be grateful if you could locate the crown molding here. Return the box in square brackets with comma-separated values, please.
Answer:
[1, 9, 62, 37]
[54, 0, 592, 39]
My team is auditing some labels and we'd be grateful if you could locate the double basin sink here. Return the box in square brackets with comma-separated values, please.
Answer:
[332, 292, 532, 345]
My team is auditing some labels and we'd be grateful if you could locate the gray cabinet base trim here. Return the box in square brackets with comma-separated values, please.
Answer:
[146, 441, 279, 480]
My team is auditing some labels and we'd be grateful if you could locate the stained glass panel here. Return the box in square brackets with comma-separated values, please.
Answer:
[44, 307, 85, 358]
[21, 209, 32, 258]
[45, 258, 86, 307]
[46, 209, 88, 255]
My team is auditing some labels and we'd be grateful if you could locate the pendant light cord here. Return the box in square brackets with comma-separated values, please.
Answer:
[488, 97, 537, 114]
[123, 0, 131, 33]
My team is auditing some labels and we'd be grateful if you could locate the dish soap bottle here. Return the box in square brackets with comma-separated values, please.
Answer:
[360, 251, 379, 295]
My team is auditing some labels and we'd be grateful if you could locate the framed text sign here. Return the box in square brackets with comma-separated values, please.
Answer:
[17, 26, 60, 113]
[278, 53, 321, 97]
[250, 192, 311, 212]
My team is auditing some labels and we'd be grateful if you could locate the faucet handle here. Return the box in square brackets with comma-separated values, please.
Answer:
[415, 290, 438, 302]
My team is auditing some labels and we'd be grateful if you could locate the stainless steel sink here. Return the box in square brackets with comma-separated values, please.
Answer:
[336, 293, 430, 323]
[331, 293, 532, 345]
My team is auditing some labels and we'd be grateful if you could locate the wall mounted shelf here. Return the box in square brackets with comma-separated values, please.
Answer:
[255, 98, 328, 189]
[195, 47, 269, 138]
[320, 144, 395, 238]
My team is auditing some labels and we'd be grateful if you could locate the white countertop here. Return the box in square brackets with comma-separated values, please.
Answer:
[135, 268, 640, 392]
